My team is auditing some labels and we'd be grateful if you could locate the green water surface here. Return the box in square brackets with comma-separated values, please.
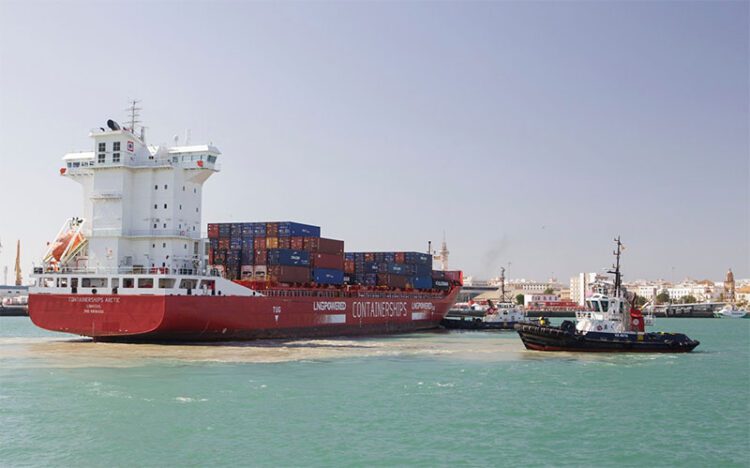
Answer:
[0, 317, 748, 467]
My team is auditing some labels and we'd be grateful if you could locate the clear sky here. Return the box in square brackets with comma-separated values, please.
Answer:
[0, 1, 747, 284]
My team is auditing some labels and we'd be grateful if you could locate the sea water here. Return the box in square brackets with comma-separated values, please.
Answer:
[0, 317, 748, 467]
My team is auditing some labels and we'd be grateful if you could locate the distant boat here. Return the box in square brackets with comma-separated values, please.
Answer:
[715, 304, 748, 319]
[441, 300, 525, 330]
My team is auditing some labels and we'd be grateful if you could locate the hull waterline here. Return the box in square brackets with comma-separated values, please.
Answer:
[514, 323, 700, 353]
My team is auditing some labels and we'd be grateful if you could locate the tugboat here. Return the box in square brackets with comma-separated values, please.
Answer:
[441, 267, 526, 330]
[441, 299, 525, 330]
[515, 238, 700, 353]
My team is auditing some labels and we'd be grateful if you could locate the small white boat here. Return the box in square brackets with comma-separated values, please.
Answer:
[716, 304, 748, 319]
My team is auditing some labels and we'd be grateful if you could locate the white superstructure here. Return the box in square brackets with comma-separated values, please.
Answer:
[61, 119, 219, 274]
[31, 113, 256, 299]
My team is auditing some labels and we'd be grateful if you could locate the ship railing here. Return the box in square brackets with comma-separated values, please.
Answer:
[36, 266, 212, 277]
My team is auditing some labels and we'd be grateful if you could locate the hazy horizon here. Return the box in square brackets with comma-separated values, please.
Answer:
[1, 1, 748, 284]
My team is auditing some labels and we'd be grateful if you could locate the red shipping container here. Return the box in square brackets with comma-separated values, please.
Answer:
[395, 252, 405, 264]
[303, 237, 344, 254]
[207, 223, 219, 239]
[290, 237, 304, 250]
[253, 237, 266, 250]
[344, 260, 355, 274]
[364, 252, 375, 262]
[254, 249, 267, 265]
[268, 265, 310, 283]
[377, 274, 409, 289]
[444, 270, 463, 285]
[208, 248, 215, 265]
[278, 237, 291, 249]
[218, 238, 230, 250]
[312, 253, 344, 270]
[319, 238, 344, 255]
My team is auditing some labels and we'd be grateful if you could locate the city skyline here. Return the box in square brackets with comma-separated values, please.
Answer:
[1, 1, 747, 283]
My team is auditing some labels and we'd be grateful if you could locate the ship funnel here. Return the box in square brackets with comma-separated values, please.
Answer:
[107, 119, 121, 131]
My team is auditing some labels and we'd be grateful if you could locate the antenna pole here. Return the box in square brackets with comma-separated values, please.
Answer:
[127, 99, 141, 134]
[612, 236, 622, 297]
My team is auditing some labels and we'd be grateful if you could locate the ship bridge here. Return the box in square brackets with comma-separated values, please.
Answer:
[54, 116, 221, 276]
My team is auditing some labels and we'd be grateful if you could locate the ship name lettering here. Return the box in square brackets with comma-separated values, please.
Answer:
[412, 302, 435, 311]
[351, 301, 407, 319]
[313, 301, 347, 312]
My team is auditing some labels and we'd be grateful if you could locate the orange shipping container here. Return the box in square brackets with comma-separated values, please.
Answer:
[266, 237, 279, 249]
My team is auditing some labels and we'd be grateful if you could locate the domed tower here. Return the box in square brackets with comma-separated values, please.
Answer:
[724, 269, 735, 303]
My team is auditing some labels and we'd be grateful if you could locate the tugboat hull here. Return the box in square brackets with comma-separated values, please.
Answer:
[514, 323, 700, 353]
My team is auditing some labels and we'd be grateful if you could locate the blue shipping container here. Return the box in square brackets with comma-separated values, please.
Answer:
[268, 249, 310, 267]
[313, 268, 344, 285]
[386, 263, 407, 275]
[414, 263, 432, 276]
[411, 276, 432, 289]
[405, 252, 431, 265]
[241, 236, 254, 248]
[241, 247, 254, 265]
[252, 223, 266, 237]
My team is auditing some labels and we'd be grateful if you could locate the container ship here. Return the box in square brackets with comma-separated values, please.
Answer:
[28, 113, 462, 342]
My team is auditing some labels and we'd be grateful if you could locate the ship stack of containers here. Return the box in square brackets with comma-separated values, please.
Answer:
[207, 221, 346, 284]
[344, 251, 435, 289]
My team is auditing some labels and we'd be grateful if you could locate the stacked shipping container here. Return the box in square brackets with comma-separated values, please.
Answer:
[208, 222, 460, 290]
[343, 251, 452, 290]
[208, 221, 345, 285]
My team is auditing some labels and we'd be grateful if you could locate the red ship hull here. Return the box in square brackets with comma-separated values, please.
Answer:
[29, 288, 460, 342]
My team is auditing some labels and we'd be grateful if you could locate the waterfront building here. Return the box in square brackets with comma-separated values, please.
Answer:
[570, 272, 608, 306]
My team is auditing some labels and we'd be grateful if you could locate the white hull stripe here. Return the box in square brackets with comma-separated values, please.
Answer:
[411, 312, 429, 321]
[319, 314, 346, 324]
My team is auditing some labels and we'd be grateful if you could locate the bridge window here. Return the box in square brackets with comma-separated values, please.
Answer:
[123, 278, 135, 288]
[601, 301, 609, 312]
[138, 278, 153, 288]
[98, 142, 105, 151]
[98, 153, 105, 164]
[158, 278, 176, 289]
[82, 278, 107, 288]
[180, 279, 198, 289]
[113, 152, 120, 163]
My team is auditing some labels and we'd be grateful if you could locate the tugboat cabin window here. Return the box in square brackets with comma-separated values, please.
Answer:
[98, 143, 105, 151]
[138, 278, 154, 288]
[98, 153, 105, 164]
[158, 278, 176, 289]
[600, 301, 609, 312]
[123, 278, 135, 288]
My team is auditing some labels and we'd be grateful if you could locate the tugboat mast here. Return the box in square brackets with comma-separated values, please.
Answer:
[608, 236, 623, 297]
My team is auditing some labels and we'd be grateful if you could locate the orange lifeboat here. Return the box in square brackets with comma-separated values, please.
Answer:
[50, 230, 84, 261]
